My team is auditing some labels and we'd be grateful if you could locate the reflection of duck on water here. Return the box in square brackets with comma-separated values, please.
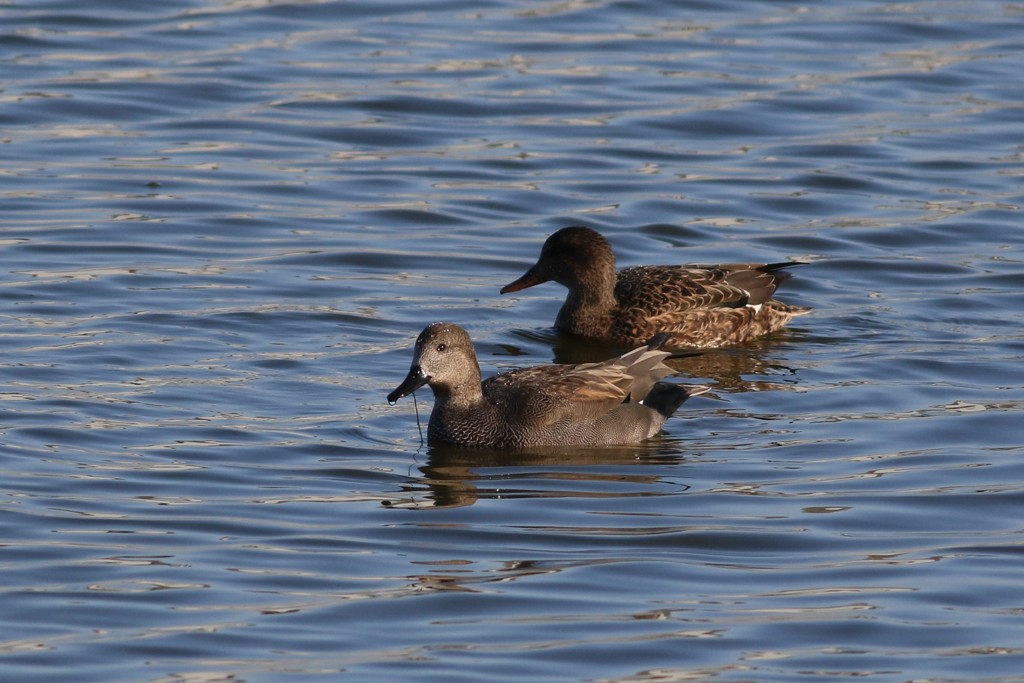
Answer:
[506, 327, 806, 395]
[385, 438, 694, 510]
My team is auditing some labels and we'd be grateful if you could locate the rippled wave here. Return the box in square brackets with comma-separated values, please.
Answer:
[2, 0, 1023, 681]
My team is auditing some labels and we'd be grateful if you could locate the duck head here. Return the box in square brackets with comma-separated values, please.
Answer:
[500, 226, 615, 294]
[387, 322, 481, 404]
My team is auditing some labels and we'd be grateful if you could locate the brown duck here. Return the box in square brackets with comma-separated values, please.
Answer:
[501, 226, 810, 348]
[387, 322, 709, 448]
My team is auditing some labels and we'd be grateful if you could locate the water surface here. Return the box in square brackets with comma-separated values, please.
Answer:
[2, 0, 1023, 681]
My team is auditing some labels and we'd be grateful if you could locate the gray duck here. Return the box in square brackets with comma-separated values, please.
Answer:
[501, 226, 810, 348]
[387, 322, 708, 448]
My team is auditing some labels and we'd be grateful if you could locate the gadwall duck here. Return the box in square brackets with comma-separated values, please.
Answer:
[501, 226, 810, 348]
[387, 322, 709, 448]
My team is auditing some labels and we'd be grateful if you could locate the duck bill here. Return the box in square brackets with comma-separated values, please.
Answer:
[387, 365, 429, 405]
[500, 264, 549, 294]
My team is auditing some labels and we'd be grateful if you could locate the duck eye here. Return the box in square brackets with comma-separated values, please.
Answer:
[436, 343, 447, 352]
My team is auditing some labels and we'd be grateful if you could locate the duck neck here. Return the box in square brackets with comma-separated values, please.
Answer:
[430, 365, 484, 410]
[427, 366, 499, 446]
[557, 270, 618, 335]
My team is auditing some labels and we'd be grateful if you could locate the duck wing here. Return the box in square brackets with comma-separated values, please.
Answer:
[615, 262, 800, 316]
[482, 337, 677, 426]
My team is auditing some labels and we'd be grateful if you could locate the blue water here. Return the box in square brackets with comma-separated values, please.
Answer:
[2, 0, 1023, 681]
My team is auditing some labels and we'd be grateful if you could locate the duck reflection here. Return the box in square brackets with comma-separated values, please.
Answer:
[385, 438, 695, 510]
[507, 326, 806, 393]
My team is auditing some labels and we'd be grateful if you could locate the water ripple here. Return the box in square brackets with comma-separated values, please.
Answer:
[3, 0, 1024, 681]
